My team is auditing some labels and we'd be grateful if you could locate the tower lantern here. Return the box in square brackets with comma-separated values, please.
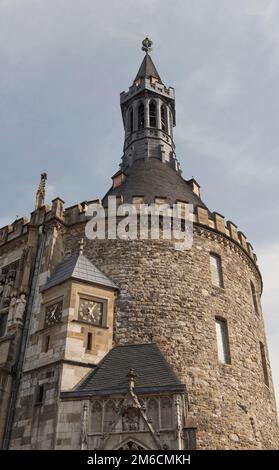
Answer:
[120, 38, 179, 173]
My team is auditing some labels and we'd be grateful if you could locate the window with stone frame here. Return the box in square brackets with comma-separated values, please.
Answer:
[210, 253, 224, 288]
[149, 100, 157, 127]
[35, 384, 45, 405]
[215, 317, 231, 364]
[103, 400, 117, 432]
[146, 397, 159, 429]
[91, 401, 103, 433]
[160, 396, 173, 429]
[138, 102, 145, 129]
[250, 281, 259, 316]
[161, 104, 167, 132]
[129, 107, 133, 133]
[259, 341, 269, 386]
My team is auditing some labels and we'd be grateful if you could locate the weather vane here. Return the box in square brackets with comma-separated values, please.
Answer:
[141, 37, 153, 54]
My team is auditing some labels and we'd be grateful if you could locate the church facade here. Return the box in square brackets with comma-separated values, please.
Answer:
[0, 38, 278, 450]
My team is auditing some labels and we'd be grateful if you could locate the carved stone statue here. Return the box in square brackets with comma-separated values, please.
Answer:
[3, 275, 15, 306]
[122, 407, 140, 431]
[7, 296, 17, 327]
[14, 294, 26, 323]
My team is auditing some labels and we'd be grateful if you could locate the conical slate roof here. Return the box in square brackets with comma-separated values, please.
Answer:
[134, 53, 162, 83]
[104, 158, 208, 208]
[42, 254, 118, 291]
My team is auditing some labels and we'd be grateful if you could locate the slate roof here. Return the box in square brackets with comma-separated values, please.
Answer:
[61, 343, 185, 398]
[134, 54, 162, 84]
[41, 254, 118, 291]
[104, 158, 208, 209]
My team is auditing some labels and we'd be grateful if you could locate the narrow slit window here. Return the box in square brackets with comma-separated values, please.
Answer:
[43, 335, 50, 353]
[138, 102, 145, 129]
[129, 107, 133, 133]
[210, 253, 224, 288]
[87, 332, 93, 351]
[215, 318, 230, 364]
[250, 281, 259, 316]
[149, 101, 157, 127]
[35, 385, 44, 405]
[260, 342, 269, 386]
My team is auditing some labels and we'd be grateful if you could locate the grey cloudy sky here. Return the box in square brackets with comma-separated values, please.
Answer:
[0, 0, 278, 406]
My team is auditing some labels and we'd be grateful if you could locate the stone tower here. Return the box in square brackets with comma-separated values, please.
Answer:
[0, 39, 278, 450]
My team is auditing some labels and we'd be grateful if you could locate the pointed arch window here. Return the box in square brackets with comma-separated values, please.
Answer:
[161, 105, 167, 133]
[91, 401, 103, 433]
[147, 397, 159, 429]
[103, 400, 117, 432]
[129, 107, 133, 133]
[138, 102, 145, 130]
[149, 100, 157, 127]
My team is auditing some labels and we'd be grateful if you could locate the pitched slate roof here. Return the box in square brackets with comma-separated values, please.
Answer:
[61, 343, 185, 398]
[134, 53, 162, 83]
[104, 158, 208, 209]
[42, 254, 118, 291]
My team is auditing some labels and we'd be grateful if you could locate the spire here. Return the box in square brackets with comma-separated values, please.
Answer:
[35, 173, 47, 210]
[134, 37, 162, 84]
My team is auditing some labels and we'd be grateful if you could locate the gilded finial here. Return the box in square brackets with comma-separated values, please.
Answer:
[78, 238, 84, 255]
[142, 37, 153, 54]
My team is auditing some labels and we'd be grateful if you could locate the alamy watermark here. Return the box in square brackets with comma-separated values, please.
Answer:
[85, 197, 193, 251]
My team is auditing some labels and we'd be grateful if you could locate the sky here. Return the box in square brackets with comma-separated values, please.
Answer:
[0, 0, 278, 407]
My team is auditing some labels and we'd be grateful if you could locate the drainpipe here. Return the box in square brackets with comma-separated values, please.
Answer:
[3, 224, 46, 449]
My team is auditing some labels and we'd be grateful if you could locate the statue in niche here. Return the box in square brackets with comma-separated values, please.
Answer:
[7, 296, 17, 327]
[14, 294, 26, 323]
[122, 407, 140, 431]
[3, 273, 16, 306]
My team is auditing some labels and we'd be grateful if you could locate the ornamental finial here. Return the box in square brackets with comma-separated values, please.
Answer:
[141, 37, 152, 54]
[127, 368, 136, 391]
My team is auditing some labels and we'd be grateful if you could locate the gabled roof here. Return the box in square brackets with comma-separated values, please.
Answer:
[61, 343, 185, 398]
[41, 254, 118, 291]
[134, 53, 162, 84]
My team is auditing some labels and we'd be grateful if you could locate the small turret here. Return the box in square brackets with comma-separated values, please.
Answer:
[120, 38, 179, 173]
[35, 173, 47, 210]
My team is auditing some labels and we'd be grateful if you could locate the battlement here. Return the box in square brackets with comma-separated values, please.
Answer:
[0, 217, 29, 246]
[120, 79, 175, 105]
[0, 195, 258, 266]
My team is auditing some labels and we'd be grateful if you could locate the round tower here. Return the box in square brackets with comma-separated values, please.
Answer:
[65, 39, 279, 449]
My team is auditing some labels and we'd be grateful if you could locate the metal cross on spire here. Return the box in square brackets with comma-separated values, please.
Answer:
[141, 37, 153, 54]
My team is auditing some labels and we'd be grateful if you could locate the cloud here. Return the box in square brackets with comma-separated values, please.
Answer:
[0, 0, 278, 410]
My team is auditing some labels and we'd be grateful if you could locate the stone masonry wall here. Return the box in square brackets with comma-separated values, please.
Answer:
[64, 222, 279, 450]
